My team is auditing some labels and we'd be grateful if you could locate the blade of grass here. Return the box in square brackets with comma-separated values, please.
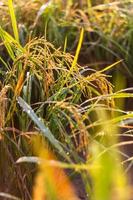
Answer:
[0, 27, 23, 60]
[71, 27, 84, 70]
[8, 0, 19, 43]
[98, 60, 123, 73]
[0, 56, 10, 70]
[0, 27, 15, 60]
[58, 28, 84, 96]
[16, 156, 99, 170]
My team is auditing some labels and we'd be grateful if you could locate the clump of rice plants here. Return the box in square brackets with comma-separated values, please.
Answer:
[1, 0, 133, 77]
[0, 0, 133, 199]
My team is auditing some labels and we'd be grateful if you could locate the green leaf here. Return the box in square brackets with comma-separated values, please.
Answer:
[8, 0, 19, 43]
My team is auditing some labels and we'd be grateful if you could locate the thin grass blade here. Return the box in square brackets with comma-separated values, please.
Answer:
[8, 0, 19, 43]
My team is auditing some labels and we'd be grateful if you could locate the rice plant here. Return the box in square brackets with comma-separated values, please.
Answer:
[0, 0, 133, 199]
